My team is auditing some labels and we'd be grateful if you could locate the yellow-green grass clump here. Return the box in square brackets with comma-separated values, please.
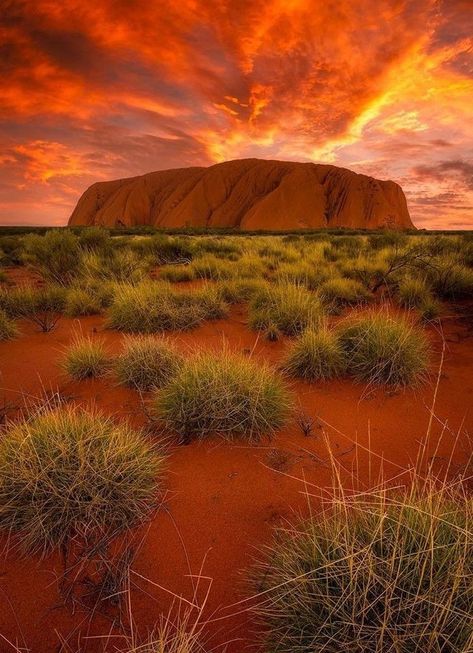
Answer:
[0, 407, 165, 556]
[115, 335, 183, 391]
[338, 311, 429, 386]
[253, 481, 473, 653]
[0, 308, 18, 341]
[191, 255, 236, 280]
[398, 277, 432, 309]
[154, 351, 291, 443]
[249, 284, 324, 336]
[159, 264, 196, 283]
[282, 328, 346, 381]
[61, 335, 110, 380]
[107, 282, 228, 333]
[398, 277, 441, 321]
[216, 279, 269, 304]
[64, 287, 102, 317]
[319, 277, 371, 312]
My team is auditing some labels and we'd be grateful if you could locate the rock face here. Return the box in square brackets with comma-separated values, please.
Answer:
[68, 158, 414, 230]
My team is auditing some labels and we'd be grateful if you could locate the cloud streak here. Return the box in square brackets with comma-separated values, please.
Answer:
[0, 0, 472, 227]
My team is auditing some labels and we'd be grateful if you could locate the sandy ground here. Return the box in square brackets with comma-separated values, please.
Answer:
[0, 277, 472, 652]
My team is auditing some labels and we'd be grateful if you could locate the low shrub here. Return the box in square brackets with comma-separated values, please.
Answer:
[249, 284, 323, 336]
[338, 311, 429, 386]
[12, 285, 67, 332]
[0, 407, 164, 555]
[426, 256, 473, 299]
[0, 308, 18, 341]
[154, 351, 291, 442]
[22, 229, 81, 284]
[115, 335, 183, 391]
[282, 328, 346, 381]
[61, 335, 110, 380]
[253, 480, 472, 653]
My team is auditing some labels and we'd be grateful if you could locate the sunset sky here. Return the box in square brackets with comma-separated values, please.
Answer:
[1, 0, 472, 229]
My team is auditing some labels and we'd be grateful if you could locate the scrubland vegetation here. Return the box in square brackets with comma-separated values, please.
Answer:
[0, 406, 164, 556]
[0, 226, 472, 651]
[254, 475, 472, 653]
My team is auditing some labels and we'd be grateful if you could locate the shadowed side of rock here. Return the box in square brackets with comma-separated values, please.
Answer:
[68, 158, 414, 230]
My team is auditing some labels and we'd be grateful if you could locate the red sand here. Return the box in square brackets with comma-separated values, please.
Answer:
[0, 303, 472, 652]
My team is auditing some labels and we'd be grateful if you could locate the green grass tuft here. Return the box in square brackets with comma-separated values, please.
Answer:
[282, 328, 346, 381]
[154, 351, 291, 443]
[115, 335, 183, 391]
[338, 311, 429, 386]
[0, 308, 18, 341]
[0, 407, 165, 556]
[249, 284, 324, 336]
[253, 480, 473, 653]
[61, 335, 110, 380]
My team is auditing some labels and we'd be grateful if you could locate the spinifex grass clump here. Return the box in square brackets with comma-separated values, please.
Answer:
[0, 308, 18, 341]
[319, 277, 371, 312]
[155, 351, 291, 443]
[338, 311, 429, 386]
[62, 335, 110, 380]
[107, 282, 227, 333]
[253, 480, 473, 653]
[397, 277, 432, 309]
[115, 335, 183, 391]
[64, 287, 102, 317]
[0, 407, 164, 556]
[249, 284, 323, 336]
[282, 328, 346, 381]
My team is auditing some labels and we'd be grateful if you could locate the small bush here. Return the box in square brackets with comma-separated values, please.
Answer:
[338, 312, 429, 386]
[249, 284, 323, 336]
[13, 285, 66, 332]
[282, 328, 346, 381]
[115, 335, 183, 391]
[62, 335, 110, 380]
[22, 229, 81, 284]
[154, 351, 291, 443]
[0, 407, 164, 555]
[253, 481, 472, 653]
[426, 256, 473, 299]
[0, 308, 18, 341]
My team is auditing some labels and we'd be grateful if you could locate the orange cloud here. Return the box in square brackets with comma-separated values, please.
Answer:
[0, 0, 472, 227]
